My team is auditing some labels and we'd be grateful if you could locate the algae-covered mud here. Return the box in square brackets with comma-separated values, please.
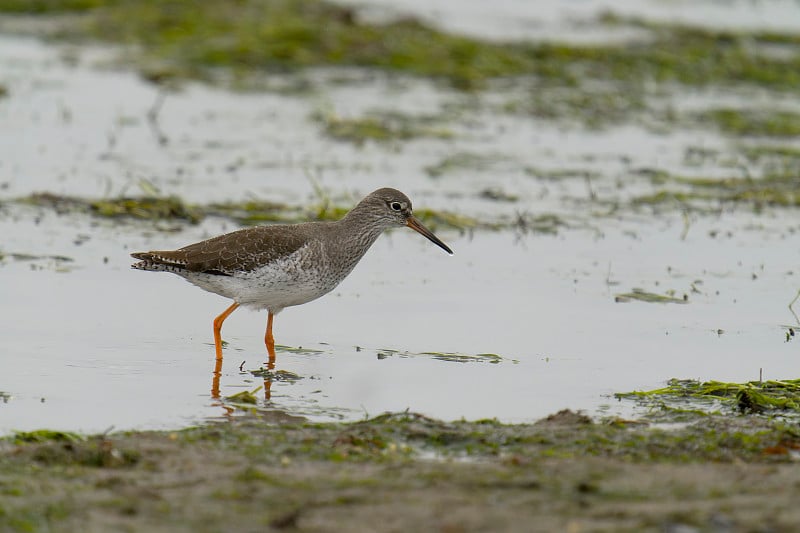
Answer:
[2, 412, 800, 532]
[2, 0, 800, 434]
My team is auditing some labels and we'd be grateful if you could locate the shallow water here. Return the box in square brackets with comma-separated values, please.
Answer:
[3, 204, 798, 433]
[1, 11, 799, 433]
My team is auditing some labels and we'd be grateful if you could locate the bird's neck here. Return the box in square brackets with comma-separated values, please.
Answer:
[332, 207, 387, 254]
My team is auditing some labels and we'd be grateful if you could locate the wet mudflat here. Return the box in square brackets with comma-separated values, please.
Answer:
[1, 0, 800, 530]
[2, 412, 800, 532]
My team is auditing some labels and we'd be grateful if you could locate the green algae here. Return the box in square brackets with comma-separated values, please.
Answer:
[615, 288, 688, 304]
[314, 110, 454, 145]
[206, 199, 305, 225]
[599, 14, 800, 91]
[2, 0, 537, 90]
[422, 351, 507, 364]
[4, 0, 800, 98]
[4, 432, 140, 468]
[701, 108, 800, 137]
[509, 213, 567, 235]
[20, 192, 204, 223]
[6, 252, 74, 264]
[424, 151, 512, 178]
[504, 83, 648, 129]
[4, 0, 800, 162]
[8, 192, 536, 233]
[479, 187, 519, 202]
[27, 171, 800, 232]
[616, 378, 800, 416]
[274, 345, 324, 355]
[702, 171, 800, 202]
[376, 348, 517, 365]
[12, 430, 83, 444]
[249, 368, 303, 382]
[225, 387, 261, 405]
[413, 207, 490, 232]
[524, 166, 603, 181]
[741, 144, 800, 162]
[629, 169, 800, 212]
[195, 409, 796, 462]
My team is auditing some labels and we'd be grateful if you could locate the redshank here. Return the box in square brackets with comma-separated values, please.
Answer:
[131, 188, 453, 362]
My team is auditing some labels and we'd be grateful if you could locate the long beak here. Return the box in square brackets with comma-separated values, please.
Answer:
[406, 216, 453, 255]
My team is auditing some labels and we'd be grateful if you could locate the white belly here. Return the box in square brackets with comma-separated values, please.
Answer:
[180, 243, 343, 313]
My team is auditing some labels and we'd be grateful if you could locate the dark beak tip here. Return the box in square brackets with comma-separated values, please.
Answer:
[435, 243, 454, 256]
[406, 217, 453, 256]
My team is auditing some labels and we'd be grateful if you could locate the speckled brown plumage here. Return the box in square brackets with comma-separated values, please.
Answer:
[131, 224, 315, 274]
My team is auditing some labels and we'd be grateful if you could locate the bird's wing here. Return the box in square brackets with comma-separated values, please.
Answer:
[131, 225, 313, 274]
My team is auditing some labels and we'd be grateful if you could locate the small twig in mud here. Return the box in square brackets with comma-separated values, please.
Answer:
[680, 207, 691, 240]
[512, 211, 529, 244]
[514, 211, 528, 232]
[146, 91, 169, 146]
[584, 173, 596, 202]
[737, 163, 752, 180]
[605, 262, 618, 287]
[146, 91, 166, 123]
[304, 167, 331, 217]
[789, 289, 800, 325]
[99, 127, 117, 159]
[239, 360, 246, 372]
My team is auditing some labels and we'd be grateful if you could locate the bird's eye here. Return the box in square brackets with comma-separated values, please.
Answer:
[389, 201, 403, 211]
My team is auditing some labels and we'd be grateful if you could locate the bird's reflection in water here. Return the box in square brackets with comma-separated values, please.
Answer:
[211, 357, 275, 404]
[262, 360, 274, 400]
[211, 358, 223, 399]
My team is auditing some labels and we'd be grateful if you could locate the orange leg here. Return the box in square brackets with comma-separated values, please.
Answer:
[213, 302, 240, 360]
[264, 311, 276, 363]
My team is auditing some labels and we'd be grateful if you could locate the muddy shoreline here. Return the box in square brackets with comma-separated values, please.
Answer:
[2, 410, 799, 532]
